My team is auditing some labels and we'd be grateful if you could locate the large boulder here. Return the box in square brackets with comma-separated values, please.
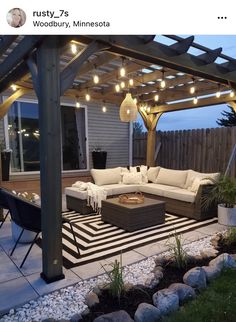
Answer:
[183, 267, 206, 289]
[85, 291, 99, 308]
[134, 303, 161, 322]
[209, 253, 236, 270]
[93, 310, 134, 322]
[168, 283, 196, 303]
[202, 265, 221, 282]
[152, 288, 179, 315]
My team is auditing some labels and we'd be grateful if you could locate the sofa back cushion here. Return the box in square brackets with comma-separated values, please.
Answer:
[147, 166, 160, 183]
[185, 170, 220, 190]
[155, 167, 188, 188]
[91, 167, 121, 186]
[123, 172, 143, 185]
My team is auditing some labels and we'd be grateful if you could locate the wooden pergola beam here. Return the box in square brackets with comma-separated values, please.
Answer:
[151, 93, 234, 114]
[0, 36, 44, 81]
[0, 35, 18, 56]
[0, 88, 31, 119]
[74, 35, 236, 86]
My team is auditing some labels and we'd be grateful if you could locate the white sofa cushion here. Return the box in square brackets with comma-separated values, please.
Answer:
[140, 183, 177, 197]
[123, 172, 143, 185]
[185, 170, 220, 190]
[155, 167, 188, 188]
[102, 183, 139, 195]
[163, 188, 196, 203]
[147, 166, 160, 183]
[65, 187, 87, 200]
[91, 167, 121, 186]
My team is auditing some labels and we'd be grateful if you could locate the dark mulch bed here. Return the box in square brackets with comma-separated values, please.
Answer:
[81, 256, 214, 322]
[215, 236, 236, 254]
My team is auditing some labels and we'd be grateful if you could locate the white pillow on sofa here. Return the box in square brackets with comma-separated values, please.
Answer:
[185, 170, 220, 189]
[147, 166, 160, 183]
[155, 167, 188, 188]
[91, 167, 121, 186]
[189, 177, 214, 193]
[123, 172, 143, 185]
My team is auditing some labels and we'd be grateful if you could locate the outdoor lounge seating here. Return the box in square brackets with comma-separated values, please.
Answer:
[0, 189, 80, 268]
[65, 166, 220, 220]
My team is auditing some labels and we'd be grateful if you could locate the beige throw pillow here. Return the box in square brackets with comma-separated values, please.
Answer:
[190, 177, 214, 193]
[91, 167, 121, 186]
[123, 172, 143, 185]
[147, 166, 160, 183]
[185, 170, 220, 189]
[155, 167, 188, 188]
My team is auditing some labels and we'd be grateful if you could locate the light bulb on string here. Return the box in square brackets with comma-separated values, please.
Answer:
[129, 78, 134, 86]
[120, 81, 125, 89]
[115, 84, 120, 92]
[133, 98, 137, 104]
[154, 94, 159, 102]
[71, 43, 77, 54]
[102, 105, 107, 113]
[216, 84, 221, 98]
[120, 58, 126, 77]
[230, 90, 235, 98]
[93, 74, 99, 84]
[160, 70, 166, 88]
[11, 84, 17, 91]
[85, 92, 90, 101]
[193, 97, 198, 104]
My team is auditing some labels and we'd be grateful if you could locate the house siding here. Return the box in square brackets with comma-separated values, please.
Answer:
[87, 103, 130, 168]
[0, 95, 130, 172]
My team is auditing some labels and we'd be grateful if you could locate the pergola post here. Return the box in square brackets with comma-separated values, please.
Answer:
[37, 36, 64, 283]
[0, 88, 30, 119]
[139, 108, 163, 166]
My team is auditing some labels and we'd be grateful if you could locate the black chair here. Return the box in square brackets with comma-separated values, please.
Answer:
[1, 189, 80, 268]
[0, 188, 10, 229]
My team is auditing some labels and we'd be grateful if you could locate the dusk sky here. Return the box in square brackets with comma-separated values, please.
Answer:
[138, 35, 236, 131]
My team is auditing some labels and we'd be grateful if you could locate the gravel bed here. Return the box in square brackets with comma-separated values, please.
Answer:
[0, 235, 215, 322]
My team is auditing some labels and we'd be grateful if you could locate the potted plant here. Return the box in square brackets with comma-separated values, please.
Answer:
[0, 140, 12, 181]
[92, 145, 107, 169]
[204, 175, 236, 226]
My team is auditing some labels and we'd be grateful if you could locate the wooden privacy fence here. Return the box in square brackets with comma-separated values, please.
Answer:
[133, 127, 236, 177]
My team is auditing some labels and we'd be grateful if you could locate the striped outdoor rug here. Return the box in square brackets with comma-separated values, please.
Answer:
[50, 211, 217, 268]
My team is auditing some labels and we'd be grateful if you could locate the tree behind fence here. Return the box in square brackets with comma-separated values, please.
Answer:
[133, 127, 236, 176]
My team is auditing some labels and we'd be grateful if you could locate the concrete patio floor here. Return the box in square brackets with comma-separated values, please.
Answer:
[0, 208, 226, 317]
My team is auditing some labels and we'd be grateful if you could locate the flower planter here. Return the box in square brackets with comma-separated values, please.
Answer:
[11, 221, 37, 244]
[218, 204, 236, 226]
[92, 151, 107, 169]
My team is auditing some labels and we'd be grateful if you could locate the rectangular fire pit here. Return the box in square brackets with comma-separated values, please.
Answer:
[101, 197, 165, 231]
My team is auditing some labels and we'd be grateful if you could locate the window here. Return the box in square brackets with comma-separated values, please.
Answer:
[6, 100, 88, 173]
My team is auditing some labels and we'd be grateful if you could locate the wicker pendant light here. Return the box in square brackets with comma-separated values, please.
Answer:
[119, 93, 138, 122]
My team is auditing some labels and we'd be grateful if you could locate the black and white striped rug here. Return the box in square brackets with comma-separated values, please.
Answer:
[54, 211, 218, 268]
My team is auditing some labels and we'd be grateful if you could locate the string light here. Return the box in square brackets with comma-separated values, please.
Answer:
[115, 84, 120, 92]
[85, 93, 90, 101]
[120, 58, 126, 77]
[160, 70, 166, 88]
[230, 90, 235, 97]
[147, 107, 151, 113]
[216, 84, 221, 98]
[71, 43, 77, 54]
[133, 98, 137, 104]
[102, 105, 107, 113]
[129, 79, 134, 86]
[93, 74, 99, 84]
[11, 84, 17, 91]
[127, 109, 130, 115]
[154, 94, 159, 102]
[120, 81, 125, 89]
[193, 97, 198, 104]
[190, 78, 195, 94]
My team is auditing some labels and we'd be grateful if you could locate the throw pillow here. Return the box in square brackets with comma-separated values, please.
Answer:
[155, 167, 188, 188]
[91, 167, 121, 186]
[122, 172, 143, 185]
[189, 177, 213, 193]
[140, 165, 148, 183]
[185, 170, 220, 189]
[147, 166, 160, 183]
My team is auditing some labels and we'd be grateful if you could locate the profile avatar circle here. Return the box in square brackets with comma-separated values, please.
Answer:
[6, 8, 26, 28]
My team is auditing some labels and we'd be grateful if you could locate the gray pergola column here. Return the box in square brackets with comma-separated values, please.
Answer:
[37, 36, 64, 283]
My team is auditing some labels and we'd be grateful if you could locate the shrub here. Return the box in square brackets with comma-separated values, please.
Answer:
[167, 231, 188, 269]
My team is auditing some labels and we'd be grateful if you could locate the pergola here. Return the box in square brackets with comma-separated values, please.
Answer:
[0, 35, 236, 282]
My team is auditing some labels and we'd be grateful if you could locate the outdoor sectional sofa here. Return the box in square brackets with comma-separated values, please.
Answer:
[65, 166, 220, 221]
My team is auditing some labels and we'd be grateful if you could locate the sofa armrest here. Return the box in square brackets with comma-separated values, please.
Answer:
[195, 184, 216, 211]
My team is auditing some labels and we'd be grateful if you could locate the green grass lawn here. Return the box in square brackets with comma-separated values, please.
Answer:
[163, 269, 236, 322]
